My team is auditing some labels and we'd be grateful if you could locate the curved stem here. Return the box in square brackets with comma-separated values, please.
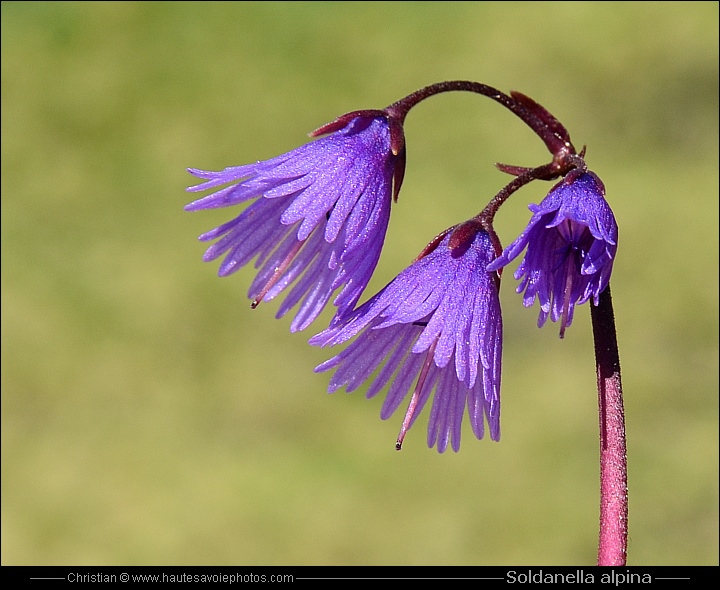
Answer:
[391, 83, 588, 257]
[448, 160, 569, 257]
[479, 162, 558, 223]
[590, 285, 628, 565]
[384, 80, 575, 157]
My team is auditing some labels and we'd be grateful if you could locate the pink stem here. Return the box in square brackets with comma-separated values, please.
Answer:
[590, 285, 628, 565]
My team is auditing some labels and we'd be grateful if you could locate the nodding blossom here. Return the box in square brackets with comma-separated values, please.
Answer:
[488, 170, 617, 337]
[310, 229, 502, 453]
[186, 114, 404, 332]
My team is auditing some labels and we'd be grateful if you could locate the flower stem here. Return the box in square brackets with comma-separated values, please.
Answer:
[590, 284, 628, 565]
[384, 80, 575, 158]
[448, 161, 567, 257]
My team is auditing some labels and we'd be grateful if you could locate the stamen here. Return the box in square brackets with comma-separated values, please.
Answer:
[251, 238, 306, 309]
[396, 339, 438, 450]
[559, 265, 574, 339]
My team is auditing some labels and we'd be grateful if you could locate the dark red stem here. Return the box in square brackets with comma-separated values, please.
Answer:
[449, 153, 586, 256]
[590, 285, 628, 565]
[384, 80, 576, 159]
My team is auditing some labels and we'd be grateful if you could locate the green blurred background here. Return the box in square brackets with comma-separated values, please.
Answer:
[2, 1, 717, 566]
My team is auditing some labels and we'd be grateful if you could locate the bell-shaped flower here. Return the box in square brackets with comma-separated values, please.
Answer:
[186, 112, 405, 332]
[488, 170, 618, 337]
[310, 229, 502, 453]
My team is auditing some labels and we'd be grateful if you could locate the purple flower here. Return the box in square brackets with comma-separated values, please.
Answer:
[487, 170, 618, 337]
[185, 113, 404, 332]
[310, 230, 502, 453]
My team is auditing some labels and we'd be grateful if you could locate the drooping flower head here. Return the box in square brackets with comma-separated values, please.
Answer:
[310, 229, 502, 453]
[487, 169, 617, 337]
[186, 111, 405, 332]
